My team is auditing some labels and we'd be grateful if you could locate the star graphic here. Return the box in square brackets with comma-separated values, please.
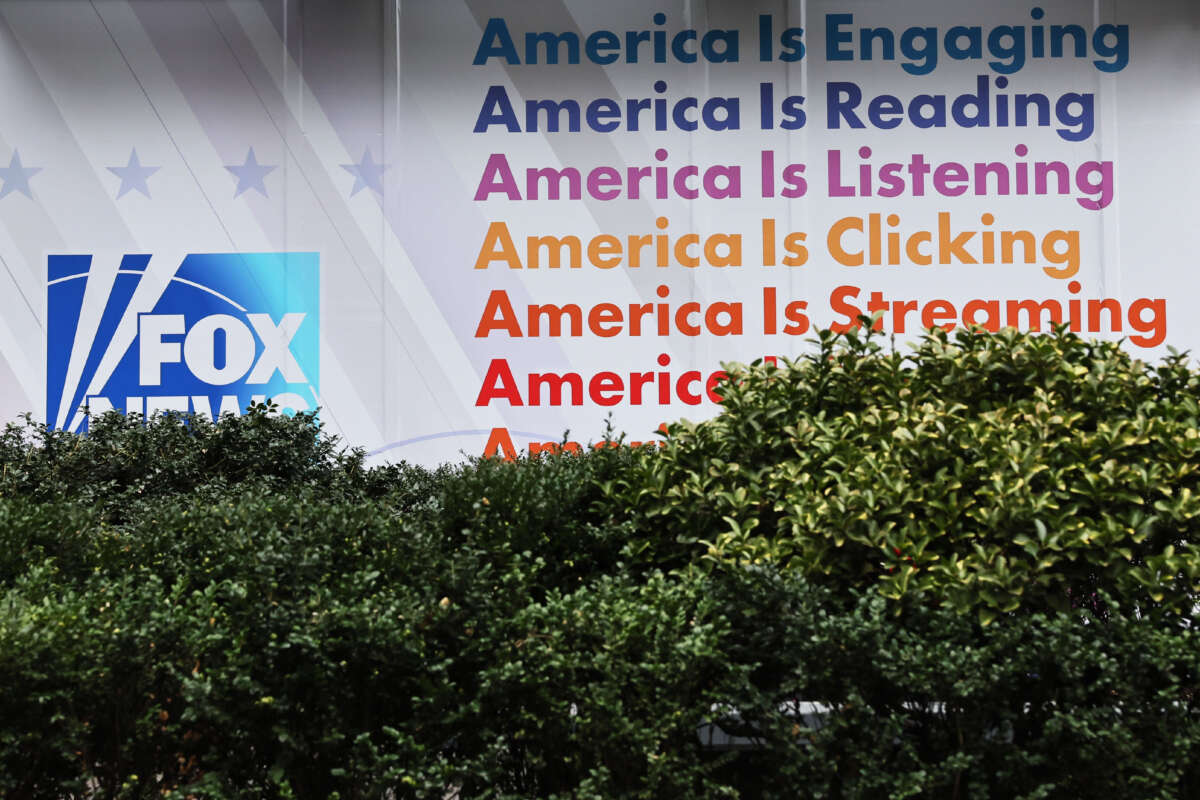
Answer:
[107, 148, 160, 199]
[225, 147, 276, 198]
[340, 147, 387, 196]
[0, 149, 42, 199]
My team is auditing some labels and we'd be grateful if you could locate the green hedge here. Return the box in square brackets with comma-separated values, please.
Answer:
[608, 326, 1200, 622]
[1, 328, 1198, 798]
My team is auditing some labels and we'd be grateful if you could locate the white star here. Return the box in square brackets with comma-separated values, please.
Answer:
[107, 148, 160, 199]
[0, 150, 42, 199]
[225, 147, 277, 198]
[340, 147, 387, 196]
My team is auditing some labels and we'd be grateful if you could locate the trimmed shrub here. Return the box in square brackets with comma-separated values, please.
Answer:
[608, 325, 1200, 621]
[0, 405, 365, 524]
[691, 567, 1200, 799]
[0, 326, 1198, 798]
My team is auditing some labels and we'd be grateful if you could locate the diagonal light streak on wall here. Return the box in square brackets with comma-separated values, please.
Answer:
[226, 0, 498, 431]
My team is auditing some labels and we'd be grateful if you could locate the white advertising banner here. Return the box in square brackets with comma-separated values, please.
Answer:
[0, 0, 1197, 464]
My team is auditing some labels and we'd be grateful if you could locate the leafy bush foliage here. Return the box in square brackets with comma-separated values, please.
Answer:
[0, 406, 364, 523]
[609, 325, 1200, 622]
[0, 329, 1198, 798]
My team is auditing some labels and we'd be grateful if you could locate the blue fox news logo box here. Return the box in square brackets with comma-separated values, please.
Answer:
[46, 252, 319, 432]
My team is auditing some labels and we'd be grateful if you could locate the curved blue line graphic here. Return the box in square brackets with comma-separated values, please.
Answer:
[368, 428, 561, 456]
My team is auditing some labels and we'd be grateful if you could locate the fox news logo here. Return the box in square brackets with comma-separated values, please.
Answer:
[46, 252, 319, 432]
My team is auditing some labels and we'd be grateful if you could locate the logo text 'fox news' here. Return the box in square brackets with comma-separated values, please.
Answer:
[47, 252, 319, 432]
